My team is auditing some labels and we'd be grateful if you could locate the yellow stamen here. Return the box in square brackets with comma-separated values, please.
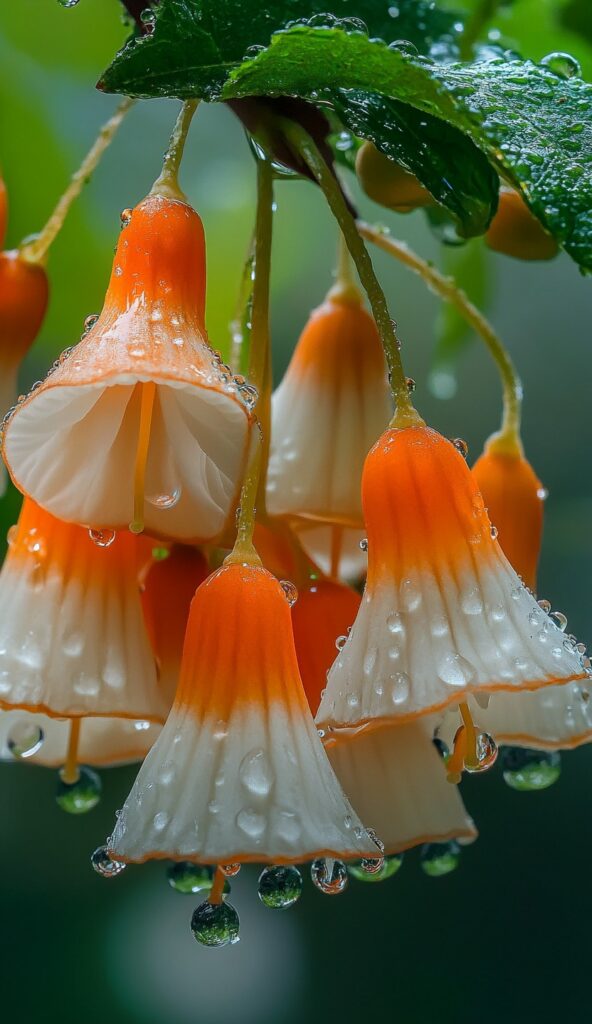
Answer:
[330, 525, 343, 580]
[459, 700, 479, 770]
[62, 719, 81, 785]
[445, 725, 467, 785]
[209, 866, 226, 906]
[129, 382, 156, 535]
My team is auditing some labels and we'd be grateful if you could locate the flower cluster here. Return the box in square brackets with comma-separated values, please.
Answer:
[0, 104, 589, 951]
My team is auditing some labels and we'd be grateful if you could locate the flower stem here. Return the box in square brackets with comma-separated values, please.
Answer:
[229, 234, 256, 374]
[226, 157, 274, 566]
[151, 100, 199, 202]
[358, 221, 523, 455]
[19, 97, 135, 266]
[328, 230, 361, 305]
[282, 120, 422, 429]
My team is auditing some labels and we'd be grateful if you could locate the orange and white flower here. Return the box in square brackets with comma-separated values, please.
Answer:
[0, 250, 48, 423]
[292, 575, 361, 712]
[109, 562, 378, 866]
[0, 498, 164, 722]
[267, 285, 390, 578]
[3, 193, 253, 542]
[0, 710, 160, 767]
[317, 426, 588, 730]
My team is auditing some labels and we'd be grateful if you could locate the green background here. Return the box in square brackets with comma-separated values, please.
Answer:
[0, 3, 591, 1022]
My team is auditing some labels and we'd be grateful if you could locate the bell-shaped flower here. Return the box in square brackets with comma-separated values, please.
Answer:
[141, 544, 209, 703]
[0, 498, 165, 722]
[472, 436, 545, 591]
[0, 709, 160, 767]
[291, 574, 475, 852]
[267, 284, 390, 578]
[317, 426, 588, 730]
[3, 192, 253, 542]
[296, 522, 368, 582]
[109, 562, 378, 866]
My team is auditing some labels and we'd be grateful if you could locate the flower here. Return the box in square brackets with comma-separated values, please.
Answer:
[3, 192, 253, 542]
[317, 425, 588, 730]
[267, 284, 390, 578]
[472, 437, 545, 591]
[109, 562, 378, 865]
[140, 543, 209, 702]
[0, 498, 165, 722]
[291, 575, 361, 713]
[325, 721, 477, 854]
[0, 710, 160, 767]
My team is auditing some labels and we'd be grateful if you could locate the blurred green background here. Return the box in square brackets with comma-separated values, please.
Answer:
[0, 2, 591, 1022]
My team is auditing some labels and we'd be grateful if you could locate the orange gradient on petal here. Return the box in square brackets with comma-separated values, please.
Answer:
[362, 425, 494, 581]
[292, 578, 361, 714]
[472, 448, 544, 591]
[0, 251, 48, 368]
[287, 295, 386, 388]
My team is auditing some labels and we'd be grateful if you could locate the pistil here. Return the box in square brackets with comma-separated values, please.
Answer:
[62, 719, 81, 785]
[130, 381, 156, 535]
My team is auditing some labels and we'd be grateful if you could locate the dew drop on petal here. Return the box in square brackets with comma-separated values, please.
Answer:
[465, 733, 498, 773]
[191, 900, 240, 947]
[7, 719, 44, 758]
[280, 580, 298, 606]
[437, 652, 475, 687]
[91, 846, 126, 878]
[146, 487, 181, 510]
[239, 748, 274, 796]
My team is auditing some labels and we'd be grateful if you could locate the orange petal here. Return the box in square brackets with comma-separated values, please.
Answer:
[317, 425, 588, 729]
[472, 446, 544, 592]
[0, 499, 164, 721]
[110, 562, 378, 865]
[0, 250, 48, 416]
[292, 577, 361, 714]
[3, 194, 252, 542]
[267, 293, 391, 526]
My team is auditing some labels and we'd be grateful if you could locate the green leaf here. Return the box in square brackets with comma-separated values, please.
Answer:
[429, 240, 491, 399]
[222, 28, 592, 270]
[99, 0, 465, 99]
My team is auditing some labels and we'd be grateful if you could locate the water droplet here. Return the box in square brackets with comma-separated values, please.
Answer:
[280, 580, 298, 606]
[167, 863, 224, 894]
[400, 578, 421, 611]
[88, 528, 116, 548]
[490, 525, 498, 540]
[153, 811, 169, 831]
[437, 652, 475, 687]
[389, 39, 419, 56]
[420, 841, 461, 877]
[452, 438, 468, 458]
[359, 537, 368, 552]
[359, 829, 385, 875]
[58, 0, 80, 8]
[348, 853, 403, 882]
[311, 858, 348, 895]
[501, 747, 561, 791]
[433, 737, 449, 760]
[91, 846, 126, 878]
[335, 635, 348, 651]
[120, 208, 133, 227]
[191, 900, 240, 947]
[7, 720, 44, 758]
[239, 748, 274, 796]
[406, 377, 416, 392]
[461, 587, 483, 615]
[258, 865, 302, 908]
[386, 612, 405, 634]
[391, 671, 410, 704]
[146, 487, 181, 509]
[56, 765, 102, 814]
[465, 733, 498, 773]
[540, 51, 581, 79]
[213, 720, 228, 741]
[538, 599, 551, 613]
[537, 486, 549, 500]
[550, 611, 567, 632]
[220, 863, 241, 877]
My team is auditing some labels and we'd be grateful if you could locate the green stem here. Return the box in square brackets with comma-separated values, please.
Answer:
[19, 97, 135, 265]
[328, 230, 362, 304]
[459, 0, 503, 61]
[229, 235, 256, 374]
[151, 99, 199, 202]
[226, 157, 274, 565]
[282, 120, 422, 429]
[359, 221, 523, 454]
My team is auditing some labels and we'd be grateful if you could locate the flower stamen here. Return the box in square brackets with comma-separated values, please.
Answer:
[129, 382, 156, 535]
[446, 725, 467, 785]
[61, 718, 81, 785]
[459, 700, 479, 770]
[209, 866, 228, 906]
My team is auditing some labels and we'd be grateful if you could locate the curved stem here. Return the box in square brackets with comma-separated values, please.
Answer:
[229, 235, 256, 373]
[151, 100, 199, 202]
[282, 121, 422, 430]
[359, 221, 523, 455]
[19, 97, 135, 265]
[226, 158, 274, 566]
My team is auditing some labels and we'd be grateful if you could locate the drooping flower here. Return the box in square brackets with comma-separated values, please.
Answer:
[109, 562, 378, 866]
[291, 575, 476, 853]
[140, 544, 209, 703]
[0, 709, 160, 767]
[3, 192, 253, 541]
[472, 436, 545, 591]
[317, 426, 588, 731]
[0, 498, 165, 722]
[0, 249, 49, 427]
[267, 282, 391, 578]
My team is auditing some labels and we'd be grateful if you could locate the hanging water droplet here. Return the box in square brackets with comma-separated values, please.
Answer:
[540, 51, 581, 79]
[359, 537, 368, 552]
[538, 599, 551, 613]
[490, 525, 498, 540]
[465, 732, 498, 773]
[56, 765, 102, 814]
[451, 438, 468, 458]
[406, 377, 416, 392]
[220, 863, 241, 877]
[120, 208, 133, 228]
[280, 580, 298, 606]
[58, 0, 80, 7]
[537, 486, 549, 500]
[140, 7, 156, 32]
[91, 846, 126, 878]
[146, 487, 181, 509]
[348, 852, 404, 883]
[7, 719, 44, 758]
[191, 900, 240, 947]
[258, 865, 303, 908]
[88, 528, 116, 548]
[311, 858, 348, 895]
[420, 840, 461, 877]
[359, 829, 385, 875]
[500, 747, 561, 791]
[167, 862, 225, 894]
